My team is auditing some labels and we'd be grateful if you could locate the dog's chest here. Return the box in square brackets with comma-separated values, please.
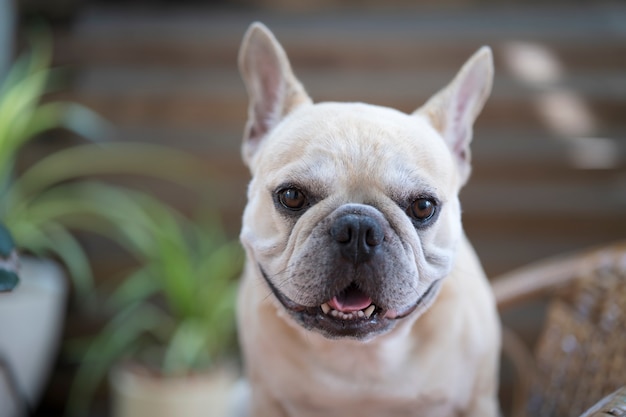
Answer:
[258, 335, 474, 417]
[275, 368, 467, 417]
[283, 396, 459, 417]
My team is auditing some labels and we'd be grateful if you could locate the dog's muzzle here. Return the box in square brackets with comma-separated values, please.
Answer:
[259, 204, 443, 340]
[260, 264, 442, 340]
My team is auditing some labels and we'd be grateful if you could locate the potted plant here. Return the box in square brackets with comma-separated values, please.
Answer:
[0, 224, 25, 417]
[0, 37, 96, 417]
[0, 221, 67, 417]
[66, 198, 242, 417]
[0, 36, 238, 417]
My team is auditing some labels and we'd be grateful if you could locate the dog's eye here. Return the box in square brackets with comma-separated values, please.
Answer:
[407, 198, 436, 223]
[278, 188, 307, 211]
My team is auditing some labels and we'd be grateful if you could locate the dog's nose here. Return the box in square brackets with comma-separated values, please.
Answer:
[331, 214, 383, 263]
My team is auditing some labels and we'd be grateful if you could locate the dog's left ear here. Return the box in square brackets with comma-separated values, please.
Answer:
[238, 22, 313, 167]
[415, 47, 493, 185]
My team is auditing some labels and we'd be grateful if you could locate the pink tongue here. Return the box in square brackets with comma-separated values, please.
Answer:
[328, 287, 372, 313]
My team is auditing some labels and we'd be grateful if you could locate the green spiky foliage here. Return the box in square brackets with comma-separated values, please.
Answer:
[0, 36, 242, 416]
[66, 194, 242, 415]
[0, 36, 211, 298]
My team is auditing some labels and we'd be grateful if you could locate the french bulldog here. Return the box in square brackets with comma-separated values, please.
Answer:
[235, 22, 501, 417]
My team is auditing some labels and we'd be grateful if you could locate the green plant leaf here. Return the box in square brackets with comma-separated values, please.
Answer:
[7, 219, 94, 297]
[106, 266, 160, 311]
[152, 231, 196, 317]
[40, 222, 95, 298]
[8, 142, 208, 204]
[13, 102, 110, 149]
[162, 318, 211, 374]
[0, 33, 51, 150]
[0, 69, 48, 151]
[8, 181, 181, 259]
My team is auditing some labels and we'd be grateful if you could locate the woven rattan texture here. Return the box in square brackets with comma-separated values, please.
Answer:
[526, 257, 626, 417]
[579, 386, 626, 417]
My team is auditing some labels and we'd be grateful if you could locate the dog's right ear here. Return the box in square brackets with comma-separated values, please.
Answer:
[238, 22, 312, 167]
[415, 47, 493, 186]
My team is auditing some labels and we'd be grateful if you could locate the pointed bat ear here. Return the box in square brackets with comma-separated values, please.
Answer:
[415, 46, 493, 185]
[238, 22, 312, 167]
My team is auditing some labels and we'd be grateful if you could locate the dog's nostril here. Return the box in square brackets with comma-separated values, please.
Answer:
[332, 224, 352, 244]
[365, 226, 383, 247]
[330, 215, 353, 244]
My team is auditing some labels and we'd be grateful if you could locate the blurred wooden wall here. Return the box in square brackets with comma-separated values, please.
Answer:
[50, 5, 626, 279]
[18, 2, 625, 415]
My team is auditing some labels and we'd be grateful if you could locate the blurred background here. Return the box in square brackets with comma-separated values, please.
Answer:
[1, 0, 625, 415]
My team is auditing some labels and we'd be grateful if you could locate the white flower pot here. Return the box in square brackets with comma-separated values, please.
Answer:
[0, 258, 67, 417]
[110, 364, 239, 417]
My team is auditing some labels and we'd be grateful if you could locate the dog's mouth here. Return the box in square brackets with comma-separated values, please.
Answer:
[260, 266, 441, 339]
[322, 283, 376, 320]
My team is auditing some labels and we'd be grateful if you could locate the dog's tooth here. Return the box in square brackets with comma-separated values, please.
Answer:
[357, 310, 365, 318]
[331, 310, 339, 317]
[321, 303, 331, 314]
[363, 305, 376, 318]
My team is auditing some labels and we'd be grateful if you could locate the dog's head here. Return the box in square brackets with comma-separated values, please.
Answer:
[238, 23, 493, 340]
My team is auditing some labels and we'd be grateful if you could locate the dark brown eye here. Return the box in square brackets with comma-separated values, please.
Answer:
[278, 188, 306, 211]
[408, 198, 436, 222]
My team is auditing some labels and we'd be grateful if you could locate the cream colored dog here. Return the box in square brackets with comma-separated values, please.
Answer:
[235, 22, 501, 417]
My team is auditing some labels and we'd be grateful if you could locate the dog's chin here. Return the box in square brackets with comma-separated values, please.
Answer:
[259, 266, 442, 340]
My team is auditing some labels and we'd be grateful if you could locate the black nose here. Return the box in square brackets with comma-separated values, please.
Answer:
[330, 214, 384, 264]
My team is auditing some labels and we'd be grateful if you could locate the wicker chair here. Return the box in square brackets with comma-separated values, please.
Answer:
[579, 386, 626, 417]
[492, 241, 626, 417]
